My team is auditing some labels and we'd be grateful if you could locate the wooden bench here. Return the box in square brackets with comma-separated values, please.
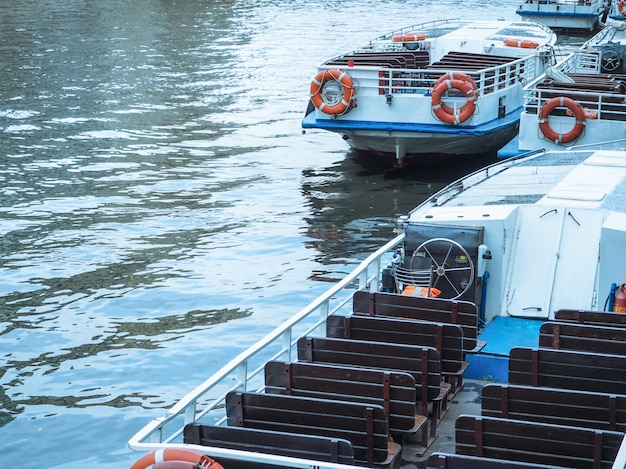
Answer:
[425, 452, 561, 469]
[296, 336, 444, 450]
[264, 360, 425, 442]
[352, 291, 481, 353]
[508, 347, 626, 394]
[455, 415, 624, 469]
[482, 383, 626, 432]
[555, 309, 626, 328]
[539, 321, 626, 356]
[326, 314, 467, 394]
[225, 391, 400, 468]
[183, 423, 355, 468]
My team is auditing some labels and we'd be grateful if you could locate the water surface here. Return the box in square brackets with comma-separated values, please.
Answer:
[0, 1, 585, 467]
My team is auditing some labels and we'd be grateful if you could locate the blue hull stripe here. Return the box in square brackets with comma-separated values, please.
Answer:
[302, 109, 521, 137]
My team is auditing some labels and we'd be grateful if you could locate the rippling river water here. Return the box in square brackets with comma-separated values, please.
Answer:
[0, 1, 587, 467]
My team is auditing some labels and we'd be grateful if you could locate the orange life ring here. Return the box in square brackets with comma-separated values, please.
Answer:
[503, 38, 539, 49]
[538, 96, 586, 144]
[433, 72, 478, 114]
[620, 0, 626, 15]
[392, 33, 427, 43]
[310, 69, 355, 116]
[431, 78, 477, 125]
[130, 448, 224, 469]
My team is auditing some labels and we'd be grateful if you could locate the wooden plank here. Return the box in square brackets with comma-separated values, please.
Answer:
[326, 314, 465, 374]
[296, 336, 442, 401]
[540, 322, 626, 356]
[456, 415, 623, 468]
[264, 360, 421, 435]
[555, 309, 626, 328]
[426, 452, 562, 469]
[183, 423, 355, 465]
[508, 347, 626, 394]
[482, 383, 626, 432]
[226, 391, 394, 467]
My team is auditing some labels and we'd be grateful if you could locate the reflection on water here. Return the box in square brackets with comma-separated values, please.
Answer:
[0, 1, 588, 467]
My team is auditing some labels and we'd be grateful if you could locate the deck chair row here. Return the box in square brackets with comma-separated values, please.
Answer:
[185, 291, 481, 467]
[458, 345, 626, 468]
[437, 317, 626, 469]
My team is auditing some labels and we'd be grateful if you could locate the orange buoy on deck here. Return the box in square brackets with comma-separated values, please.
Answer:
[503, 38, 539, 49]
[392, 33, 427, 42]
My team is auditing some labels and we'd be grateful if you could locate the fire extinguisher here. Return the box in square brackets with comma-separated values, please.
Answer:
[615, 284, 626, 313]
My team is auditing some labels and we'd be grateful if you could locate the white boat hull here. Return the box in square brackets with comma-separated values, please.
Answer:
[341, 124, 520, 158]
[516, 0, 608, 31]
[302, 19, 557, 165]
[513, 21, 626, 155]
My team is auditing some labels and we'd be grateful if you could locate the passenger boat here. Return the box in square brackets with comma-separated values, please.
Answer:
[607, 0, 626, 20]
[500, 19, 626, 157]
[128, 148, 626, 468]
[301, 19, 557, 169]
[516, 0, 610, 32]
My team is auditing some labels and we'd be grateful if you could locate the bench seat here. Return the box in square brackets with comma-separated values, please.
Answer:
[326, 314, 467, 395]
[456, 415, 624, 469]
[352, 291, 481, 353]
[226, 391, 400, 468]
[183, 423, 355, 468]
[264, 360, 426, 440]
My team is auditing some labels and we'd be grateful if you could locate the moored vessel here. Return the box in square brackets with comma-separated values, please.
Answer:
[129, 148, 626, 468]
[301, 19, 557, 169]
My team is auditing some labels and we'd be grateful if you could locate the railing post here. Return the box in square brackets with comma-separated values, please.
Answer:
[318, 301, 329, 336]
[282, 328, 292, 362]
[184, 401, 197, 425]
[237, 360, 248, 392]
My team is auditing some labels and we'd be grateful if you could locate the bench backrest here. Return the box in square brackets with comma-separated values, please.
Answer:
[226, 390, 388, 466]
[482, 383, 626, 432]
[456, 415, 624, 469]
[264, 360, 417, 434]
[539, 322, 626, 356]
[183, 423, 355, 465]
[296, 336, 442, 403]
[326, 314, 465, 374]
[426, 452, 561, 469]
[554, 309, 626, 328]
[352, 291, 478, 351]
[508, 347, 626, 394]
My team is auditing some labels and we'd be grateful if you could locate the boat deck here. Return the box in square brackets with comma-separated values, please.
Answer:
[419, 149, 626, 212]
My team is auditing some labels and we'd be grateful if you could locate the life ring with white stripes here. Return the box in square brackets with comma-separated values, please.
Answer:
[504, 38, 539, 49]
[433, 72, 478, 115]
[392, 33, 427, 43]
[431, 78, 477, 125]
[538, 96, 586, 144]
[130, 448, 224, 469]
[310, 69, 355, 115]
[619, 0, 626, 15]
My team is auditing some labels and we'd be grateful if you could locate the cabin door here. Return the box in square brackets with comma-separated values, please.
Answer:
[505, 206, 602, 319]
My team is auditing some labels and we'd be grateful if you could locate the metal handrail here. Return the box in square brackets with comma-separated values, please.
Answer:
[128, 233, 405, 452]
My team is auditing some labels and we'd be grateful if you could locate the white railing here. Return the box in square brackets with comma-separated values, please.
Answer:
[128, 233, 404, 455]
[322, 56, 538, 100]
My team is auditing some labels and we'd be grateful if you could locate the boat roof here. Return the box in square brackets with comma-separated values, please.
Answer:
[410, 149, 626, 215]
[360, 18, 556, 54]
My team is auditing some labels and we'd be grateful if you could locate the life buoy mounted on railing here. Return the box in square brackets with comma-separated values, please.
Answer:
[431, 75, 477, 125]
[130, 448, 224, 469]
[538, 96, 586, 144]
[433, 72, 478, 115]
[310, 69, 355, 116]
[619, 0, 626, 16]
[503, 38, 540, 49]
[392, 33, 427, 43]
